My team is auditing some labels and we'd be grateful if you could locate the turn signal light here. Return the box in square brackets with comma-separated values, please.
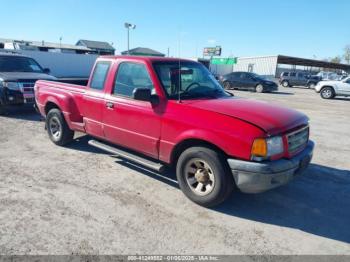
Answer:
[251, 138, 267, 157]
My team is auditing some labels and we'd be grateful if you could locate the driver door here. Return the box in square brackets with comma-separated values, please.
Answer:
[102, 61, 161, 158]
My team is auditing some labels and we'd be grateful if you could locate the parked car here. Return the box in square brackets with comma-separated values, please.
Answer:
[315, 77, 350, 99]
[316, 71, 342, 81]
[0, 53, 56, 114]
[35, 56, 314, 207]
[220, 72, 278, 93]
[279, 71, 321, 88]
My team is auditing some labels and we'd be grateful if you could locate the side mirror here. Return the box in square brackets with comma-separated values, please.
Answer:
[43, 68, 51, 74]
[133, 88, 151, 102]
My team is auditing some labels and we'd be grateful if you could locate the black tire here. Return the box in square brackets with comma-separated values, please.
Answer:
[46, 108, 74, 146]
[320, 87, 335, 99]
[223, 81, 232, 90]
[176, 146, 235, 207]
[281, 80, 289, 87]
[255, 84, 264, 93]
[307, 82, 316, 89]
[0, 104, 5, 115]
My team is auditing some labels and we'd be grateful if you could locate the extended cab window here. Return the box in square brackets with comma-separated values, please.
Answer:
[114, 62, 154, 97]
[90, 62, 111, 90]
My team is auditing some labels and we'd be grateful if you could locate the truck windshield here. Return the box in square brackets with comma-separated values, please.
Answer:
[153, 61, 230, 100]
[0, 56, 44, 73]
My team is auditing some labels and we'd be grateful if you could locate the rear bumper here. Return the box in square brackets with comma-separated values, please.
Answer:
[227, 141, 314, 193]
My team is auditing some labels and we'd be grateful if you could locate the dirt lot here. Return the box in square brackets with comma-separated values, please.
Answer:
[0, 86, 349, 255]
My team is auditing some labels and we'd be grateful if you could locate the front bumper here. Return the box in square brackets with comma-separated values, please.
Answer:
[227, 141, 314, 193]
[2, 89, 35, 105]
[263, 84, 278, 91]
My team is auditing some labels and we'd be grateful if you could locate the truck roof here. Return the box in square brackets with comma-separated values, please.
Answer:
[99, 55, 196, 63]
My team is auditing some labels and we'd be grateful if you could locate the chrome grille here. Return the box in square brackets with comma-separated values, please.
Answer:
[287, 126, 309, 154]
[18, 82, 35, 103]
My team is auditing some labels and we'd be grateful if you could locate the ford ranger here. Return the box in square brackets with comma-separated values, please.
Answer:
[35, 56, 314, 207]
[0, 53, 56, 114]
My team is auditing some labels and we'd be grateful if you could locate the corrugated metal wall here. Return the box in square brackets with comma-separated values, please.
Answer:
[3, 49, 98, 78]
[233, 56, 278, 79]
[210, 64, 233, 76]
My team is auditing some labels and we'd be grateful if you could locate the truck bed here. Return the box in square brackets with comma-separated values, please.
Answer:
[35, 80, 87, 132]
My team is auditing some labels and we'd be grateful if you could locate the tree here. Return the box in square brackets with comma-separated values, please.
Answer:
[330, 56, 341, 63]
[344, 45, 350, 64]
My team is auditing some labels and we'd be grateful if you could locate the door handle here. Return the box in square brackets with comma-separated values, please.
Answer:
[106, 102, 114, 109]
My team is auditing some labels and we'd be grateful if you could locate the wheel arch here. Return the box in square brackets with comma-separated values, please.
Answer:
[170, 138, 228, 167]
[321, 85, 335, 92]
[45, 100, 61, 115]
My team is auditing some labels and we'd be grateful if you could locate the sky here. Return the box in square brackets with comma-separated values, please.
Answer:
[1, 0, 350, 60]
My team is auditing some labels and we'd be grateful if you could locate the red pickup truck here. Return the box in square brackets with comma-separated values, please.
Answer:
[35, 56, 314, 207]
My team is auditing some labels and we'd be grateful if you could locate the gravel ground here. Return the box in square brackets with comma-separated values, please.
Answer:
[0, 86, 349, 255]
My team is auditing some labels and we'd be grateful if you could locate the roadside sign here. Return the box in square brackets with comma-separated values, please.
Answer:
[203, 46, 222, 57]
[211, 58, 237, 65]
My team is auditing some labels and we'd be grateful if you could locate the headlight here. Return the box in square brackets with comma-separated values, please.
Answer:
[4, 82, 20, 91]
[251, 136, 284, 160]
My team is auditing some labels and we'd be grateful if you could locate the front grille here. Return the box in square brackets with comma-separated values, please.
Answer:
[287, 126, 309, 154]
[24, 97, 35, 104]
[18, 82, 35, 103]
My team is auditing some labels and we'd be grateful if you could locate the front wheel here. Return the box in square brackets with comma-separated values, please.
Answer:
[320, 87, 335, 99]
[176, 147, 235, 207]
[281, 80, 289, 87]
[46, 108, 74, 146]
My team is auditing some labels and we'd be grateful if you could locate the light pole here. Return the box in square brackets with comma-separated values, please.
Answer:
[124, 22, 136, 55]
[59, 36, 62, 49]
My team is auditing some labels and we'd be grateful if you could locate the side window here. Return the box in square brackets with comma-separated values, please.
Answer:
[90, 62, 111, 90]
[114, 62, 154, 97]
[239, 73, 247, 79]
[230, 73, 237, 79]
[345, 79, 350, 84]
[290, 72, 296, 77]
[282, 72, 289, 77]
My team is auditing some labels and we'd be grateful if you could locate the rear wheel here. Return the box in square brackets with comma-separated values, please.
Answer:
[255, 84, 264, 93]
[223, 81, 232, 90]
[320, 87, 335, 99]
[176, 146, 235, 207]
[281, 80, 289, 87]
[46, 108, 74, 146]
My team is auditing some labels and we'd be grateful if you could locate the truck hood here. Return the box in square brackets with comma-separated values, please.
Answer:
[186, 97, 308, 135]
[0, 72, 57, 82]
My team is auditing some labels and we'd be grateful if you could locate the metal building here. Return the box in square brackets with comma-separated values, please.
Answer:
[232, 55, 350, 79]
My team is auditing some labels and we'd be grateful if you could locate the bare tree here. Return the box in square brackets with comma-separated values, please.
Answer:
[344, 45, 350, 64]
[330, 56, 341, 63]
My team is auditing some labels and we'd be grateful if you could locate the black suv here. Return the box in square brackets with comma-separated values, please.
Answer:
[219, 72, 278, 93]
[279, 71, 320, 88]
[0, 53, 56, 114]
